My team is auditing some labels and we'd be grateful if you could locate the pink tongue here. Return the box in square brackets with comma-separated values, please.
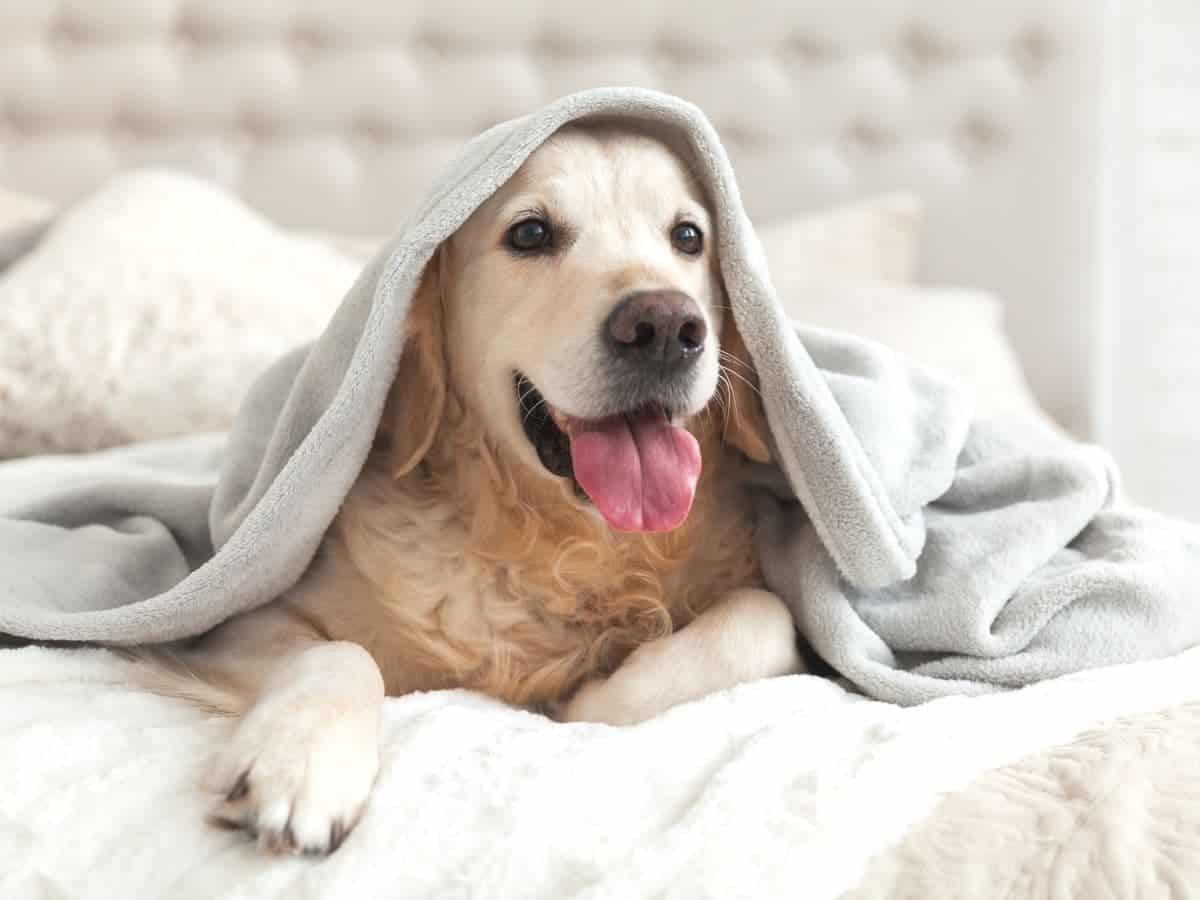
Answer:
[570, 409, 701, 532]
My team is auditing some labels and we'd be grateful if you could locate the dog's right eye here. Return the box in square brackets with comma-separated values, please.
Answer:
[507, 218, 552, 253]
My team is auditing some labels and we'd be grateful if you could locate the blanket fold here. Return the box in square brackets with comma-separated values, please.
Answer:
[2, 87, 1198, 704]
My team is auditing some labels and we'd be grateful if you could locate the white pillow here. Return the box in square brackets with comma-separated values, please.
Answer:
[785, 276, 1050, 425]
[0, 172, 359, 458]
[0, 176, 929, 458]
[0, 186, 52, 273]
[757, 193, 923, 285]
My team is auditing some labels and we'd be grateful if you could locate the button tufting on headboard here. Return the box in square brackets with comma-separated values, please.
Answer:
[47, 15, 90, 51]
[897, 23, 959, 73]
[786, 33, 839, 65]
[0, 0, 1114, 440]
[959, 114, 1009, 160]
[287, 23, 328, 59]
[844, 121, 898, 154]
[1013, 27, 1056, 79]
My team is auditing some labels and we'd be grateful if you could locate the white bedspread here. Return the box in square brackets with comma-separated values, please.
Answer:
[3, 645, 1199, 899]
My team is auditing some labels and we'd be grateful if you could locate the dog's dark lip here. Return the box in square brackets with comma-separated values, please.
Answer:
[516, 373, 577, 487]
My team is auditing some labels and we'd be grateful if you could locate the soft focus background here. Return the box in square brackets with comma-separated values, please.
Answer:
[1117, 0, 1200, 520]
[1, 0, 1197, 521]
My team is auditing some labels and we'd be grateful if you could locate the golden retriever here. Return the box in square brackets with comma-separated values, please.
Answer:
[144, 124, 803, 855]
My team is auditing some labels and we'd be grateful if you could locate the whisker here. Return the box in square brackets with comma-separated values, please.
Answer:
[720, 365, 763, 399]
[718, 358, 756, 380]
[710, 379, 729, 424]
[716, 373, 734, 417]
[516, 380, 540, 404]
[718, 349, 755, 372]
[521, 399, 547, 426]
[715, 374, 738, 443]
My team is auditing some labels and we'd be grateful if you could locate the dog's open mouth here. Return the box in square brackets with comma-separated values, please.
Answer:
[516, 374, 702, 533]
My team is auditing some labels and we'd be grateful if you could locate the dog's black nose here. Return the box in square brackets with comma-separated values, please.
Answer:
[605, 291, 707, 369]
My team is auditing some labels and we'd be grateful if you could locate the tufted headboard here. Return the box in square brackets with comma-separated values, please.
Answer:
[0, 1, 1123, 439]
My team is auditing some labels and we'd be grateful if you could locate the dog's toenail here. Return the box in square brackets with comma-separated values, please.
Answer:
[329, 819, 347, 852]
[226, 772, 250, 802]
[206, 813, 244, 831]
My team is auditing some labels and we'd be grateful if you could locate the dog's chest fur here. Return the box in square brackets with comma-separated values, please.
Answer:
[287, 427, 764, 709]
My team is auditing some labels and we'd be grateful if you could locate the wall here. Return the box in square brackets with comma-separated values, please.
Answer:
[1110, 0, 1200, 519]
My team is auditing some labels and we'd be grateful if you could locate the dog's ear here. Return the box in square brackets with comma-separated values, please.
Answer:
[719, 308, 772, 464]
[384, 250, 448, 478]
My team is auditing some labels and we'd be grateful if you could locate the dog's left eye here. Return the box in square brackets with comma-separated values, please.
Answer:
[671, 222, 703, 256]
[507, 218, 552, 253]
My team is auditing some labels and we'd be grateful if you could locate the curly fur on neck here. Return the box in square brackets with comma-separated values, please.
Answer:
[315, 361, 764, 712]
[303, 252, 771, 710]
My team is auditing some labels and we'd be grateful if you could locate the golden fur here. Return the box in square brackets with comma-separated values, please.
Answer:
[291, 303, 768, 712]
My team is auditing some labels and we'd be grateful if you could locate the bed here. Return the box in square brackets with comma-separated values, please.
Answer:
[5, 2, 1198, 898]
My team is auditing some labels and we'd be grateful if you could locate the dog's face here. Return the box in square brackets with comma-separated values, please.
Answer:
[392, 125, 768, 533]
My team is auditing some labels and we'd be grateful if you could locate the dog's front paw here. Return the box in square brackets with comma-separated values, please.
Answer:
[205, 686, 381, 856]
[560, 671, 650, 726]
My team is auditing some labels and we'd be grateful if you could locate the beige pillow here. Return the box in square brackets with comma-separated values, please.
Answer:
[787, 276, 1050, 425]
[0, 173, 359, 458]
[757, 193, 923, 285]
[0, 186, 52, 273]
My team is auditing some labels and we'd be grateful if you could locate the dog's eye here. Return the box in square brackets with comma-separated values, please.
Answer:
[507, 218, 552, 253]
[671, 222, 703, 256]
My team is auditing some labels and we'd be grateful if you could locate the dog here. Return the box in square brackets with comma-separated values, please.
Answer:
[141, 124, 804, 856]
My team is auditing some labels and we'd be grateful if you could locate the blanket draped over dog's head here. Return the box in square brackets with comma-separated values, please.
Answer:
[3, 88, 1199, 705]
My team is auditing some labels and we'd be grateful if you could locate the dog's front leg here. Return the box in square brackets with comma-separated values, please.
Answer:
[191, 606, 385, 855]
[561, 588, 804, 726]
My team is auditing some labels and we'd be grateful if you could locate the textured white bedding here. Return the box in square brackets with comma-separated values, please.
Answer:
[850, 700, 1200, 897]
[2, 645, 1198, 899]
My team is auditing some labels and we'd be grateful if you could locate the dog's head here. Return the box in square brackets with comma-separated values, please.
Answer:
[388, 124, 770, 532]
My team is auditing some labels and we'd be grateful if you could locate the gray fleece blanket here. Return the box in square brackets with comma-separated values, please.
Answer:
[2, 88, 1199, 706]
